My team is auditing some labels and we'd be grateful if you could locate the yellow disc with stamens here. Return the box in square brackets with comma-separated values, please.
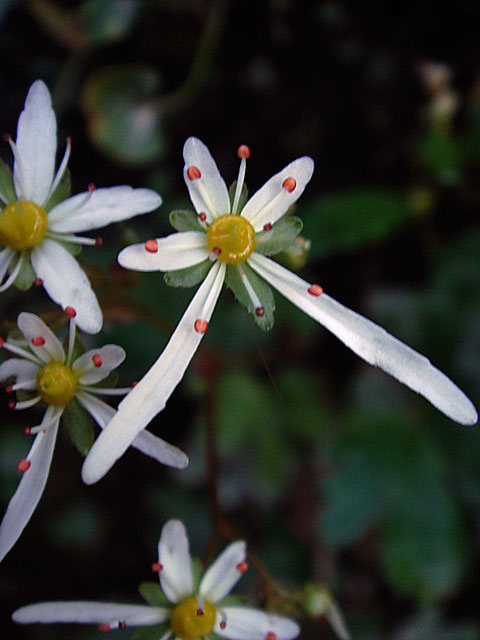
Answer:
[170, 596, 216, 640]
[0, 200, 48, 251]
[36, 362, 78, 406]
[207, 214, 255, 265]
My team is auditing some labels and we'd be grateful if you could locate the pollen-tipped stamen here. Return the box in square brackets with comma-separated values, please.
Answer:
[13, 396, 42, 411]
[232, 144, 250, 215]
[45, 231, 98, 246]
[66, 311, 77, 366]
[237, 264, 263, 317]
[0, 339, 42, 364]
[0, 252, 24, 293]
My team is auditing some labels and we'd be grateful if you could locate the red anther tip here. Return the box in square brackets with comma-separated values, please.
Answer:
[236, 561, 248, 574]
[255, 307, 265, 317]
[237, 144, 250, 159]
[212, 247, 222, 256]
[64, 306, 77, 318]
[131, 381, 138, 388]
[32, 336, 45, 346]
[98, 623, 110, 632]
[0, 337, 4, 347]
[5, 385, 12, 394]
[24, 427, 31, 435]
[263, 223, 272, 232]
[187, 166, 201, 180]
[198, 212, 207, 222]
[92, 354, 102, 368]
[88, 183, 96, 192]
[197, 609, 204, 616]
[17, 459, 31, 473]
[194, 319, 209, 334]
[307, 284, 323, 297]
[220, 621, 227, 629]
[8, 399, 16, 409]
[2, 133, 11, 142]
[119, 621, 126, 629]
[34, 277, 43, 287]
[95, 237, 103, 247]
[151, 562, 163, 572]
[145, 239, 158, 253]
[66, 135, 72, 143]
[266, 633, 277, 640]
[282, 177, 296, 192]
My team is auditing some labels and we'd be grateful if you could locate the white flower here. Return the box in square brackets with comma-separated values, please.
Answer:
[81, 137, 478, 485]
[0, 79, 162, 334]
[12, 519, 300, 640]
[0, 312, 188, 563]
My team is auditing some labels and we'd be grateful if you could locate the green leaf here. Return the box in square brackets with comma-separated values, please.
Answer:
[44, 168, 71, 212]
[225, 262, 275, 330]
[92, 370, 120, 390]
[0, 157, 15, 203]
[132, 624, 168, 640]
[56, 239, 82, 256]
[169, 210, 205, 232]
[255, 215, 303, 256]
[13, 253, 36, 291]
[229, 181, 248, 213]
[138, 582, 170, 607]
[418, 128, 463, 186]
[164, 259, 212, 289]
[62, 397, 95, 456]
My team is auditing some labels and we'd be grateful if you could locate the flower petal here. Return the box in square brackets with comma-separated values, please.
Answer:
[31, 239, 103, 334]
[216, 607, 300, 640]
[118, 231, 209, 272]
[13, 602, 169, 627]
[0, 358, 40, 388]
[14, 80, 57, 205]
[73, 345, 126, 385]
[240, 157, 314, 231]
[47, 187, 162, 233]
[200, 541, 247, 603]
[17, 312, 65, 364]
[0, 409, 61, 562]
[0, 248, 16, 282]
[249, 253, 478, 425]
[158, 519, 193, 603]
[183, 137, 230, 220]
[81, 261, 226, 485]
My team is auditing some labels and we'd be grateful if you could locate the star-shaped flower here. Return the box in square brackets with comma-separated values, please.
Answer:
[0, 311, 187, 562]
[81, 137, 477, 485]
[13, 519, 300, 640]
[0, 80, 162, 333]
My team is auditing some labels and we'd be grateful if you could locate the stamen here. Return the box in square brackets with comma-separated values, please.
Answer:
[5, 385, 12, 393]
[307, 284, 323, 297]
[95, 237, 103, 246]
[232, 144, 249, 215]
[187, 166, 201, 180]
[198, 212, 207, 222]
[266, 633, 277, 640]
[32, 336, 45, 346]
[17, 459, 31, 473]
[145, 239, 158, 253]
[209, 250, 219, 262]
[0, 340, 42, 364]
[196, 595, 205, 616]
[92, 354, 102, 368]
[219, 611, 227, 629]
[237, 144, 251, 159]
[45, 232, 97, 246]
[77, 385, 131, 396]
[237, 264, 262, 314]
[7, 137, 26, 196]
[151, 562, 163, 572]
[8, 399, 16, 409]
[0, 253, 24, 293]
[43, 137, 71, 206]
[118, 621, 126, 629]
[282, 177, 296, 192]
[65, 306, 77, 318]
[263, 223, 273, 232]
[256, 307, 265, 316]
[236, 561, 248, 573]
[24, 427, 31, 435]
[0, 337, 4, 347]
[98, 623, 110, 632]
[34, 277, 43, 287]
[66, 311, 77, 366]
[132, 381, 138, 387]
[13, 397, 41, 410]
[194, 319, 209, 334]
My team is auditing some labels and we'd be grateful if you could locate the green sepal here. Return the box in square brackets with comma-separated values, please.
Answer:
[92, 370, 119, 390]
[138, 581, 170, 607]
[13, 253, 36, 291]
[44, 168, 71, 212]
[16, 389, 37, 403]
[132, 624, 168, 640]
[217, 594, 247, 607]
[57, 239, 82, 256]
[169, 209, 204, 232]
[255, 215, 303, 256]
[62, 396, 95, 456]
[62, 331, 86, 363]
[0, 157, 16, 203]
[164, 259, 213, 289]
[225, 262, 275, 331]
[229, 181, 248, 214]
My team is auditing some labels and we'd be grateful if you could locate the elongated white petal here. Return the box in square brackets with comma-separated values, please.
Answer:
[0, 409, 61, 562]
[17, 312, 65, 364]
[200, 541, 247, 603]
[158, 519, 193, 603]
[0, 248, 15, 282]
[240, 157, 314, 231]
[13, 602, 169, 626]
[47, 187, 162, 233]
[76, 391, 116, 428]
[216, 608, 300, 640]
[72, 345, 126, 385]
[81, 261, 225, 484]
[0, 359, 40, 386]
[119, 231, 209, 272]
[183, 137, 230, 220]
[31, 240, 102, 335]
[14, 80, 57, 204]
[249, 253, 478, 425]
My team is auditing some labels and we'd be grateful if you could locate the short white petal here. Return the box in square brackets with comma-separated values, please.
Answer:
[0, 248, 16, 282]
[0, 359, 40, 387]
[14, 80, 57, 204]
[13, 602, 169, 626]
[217, 608, 300, 640]
[73, 345, 126, 385]
[81, 261, 225, 485]
[200, 541, 246, 602]
[119, 232, 209, 272]
[17, 312, 65, 364]
[0, 410, 60, 562]
[183, 137, 230, 219]
[47, 187, 162, 233]
[158, 520, 193, 602]
[31, 240, 103, 334]
[249, 253, 478, 425]
[241, 157, 314, 231]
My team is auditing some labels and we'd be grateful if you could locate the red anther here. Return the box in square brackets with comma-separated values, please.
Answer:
[263, 223, 272, 232]
[198, 212, 207, 222]
[145, 239, 158, 253]
[66, 135, 72, 144]
[307, 284, 323, 297]
[5, 385, 13, 394]
[194, 319, 209, 334]
[187, 166, 201, 180]
[24, 427, 31, 435]
[8, 399, 16, 409]
[255, 307, 265, 317]
[88, 183, 96, 192]
[282, 177, 296, 192]
[212, 247, 222, 256]
[266, 633, 277, 640]
[236, 561, 248, 574]
[0, 337, 4, 347]
[3, 133, 11, 142]
[34, 277, 44, 287]
[64, 306, 77, 318]
[32, 336, 45, 346]
[196, 608, 204, 616]
[118, 621, 126, 629]
[151, 562, 163, 572]
[98, 623, 110, 632]
[17, 459, 31, 473]
[237, 144, 251, 159]
[220, 621, 227, 629]
[92, 354, 102, 368]
[95, 237, 103, 247]
[131, 381, 138, 388]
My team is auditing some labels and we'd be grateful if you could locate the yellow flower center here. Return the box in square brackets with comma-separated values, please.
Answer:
[0, 200, 48, 251]
[36, 362, 78, 406]
[170, 596, 216, 640]
[206, 214, 255, 265]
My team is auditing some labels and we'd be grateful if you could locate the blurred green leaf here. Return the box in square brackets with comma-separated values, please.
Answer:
[132, 624, 167, 640]
[63, 397, 95, 455]
[14, 254, 36, 291]
[138, 582, 169, 607]
[80, 0, 139, 44]
[418, 128, 463, 186]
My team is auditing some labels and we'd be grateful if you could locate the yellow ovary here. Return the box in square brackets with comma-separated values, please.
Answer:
[36, 362, 78, 406]
[207, 214, 255, 265]
[170, 596, 216, 640]
[0, 200, 48, 251]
